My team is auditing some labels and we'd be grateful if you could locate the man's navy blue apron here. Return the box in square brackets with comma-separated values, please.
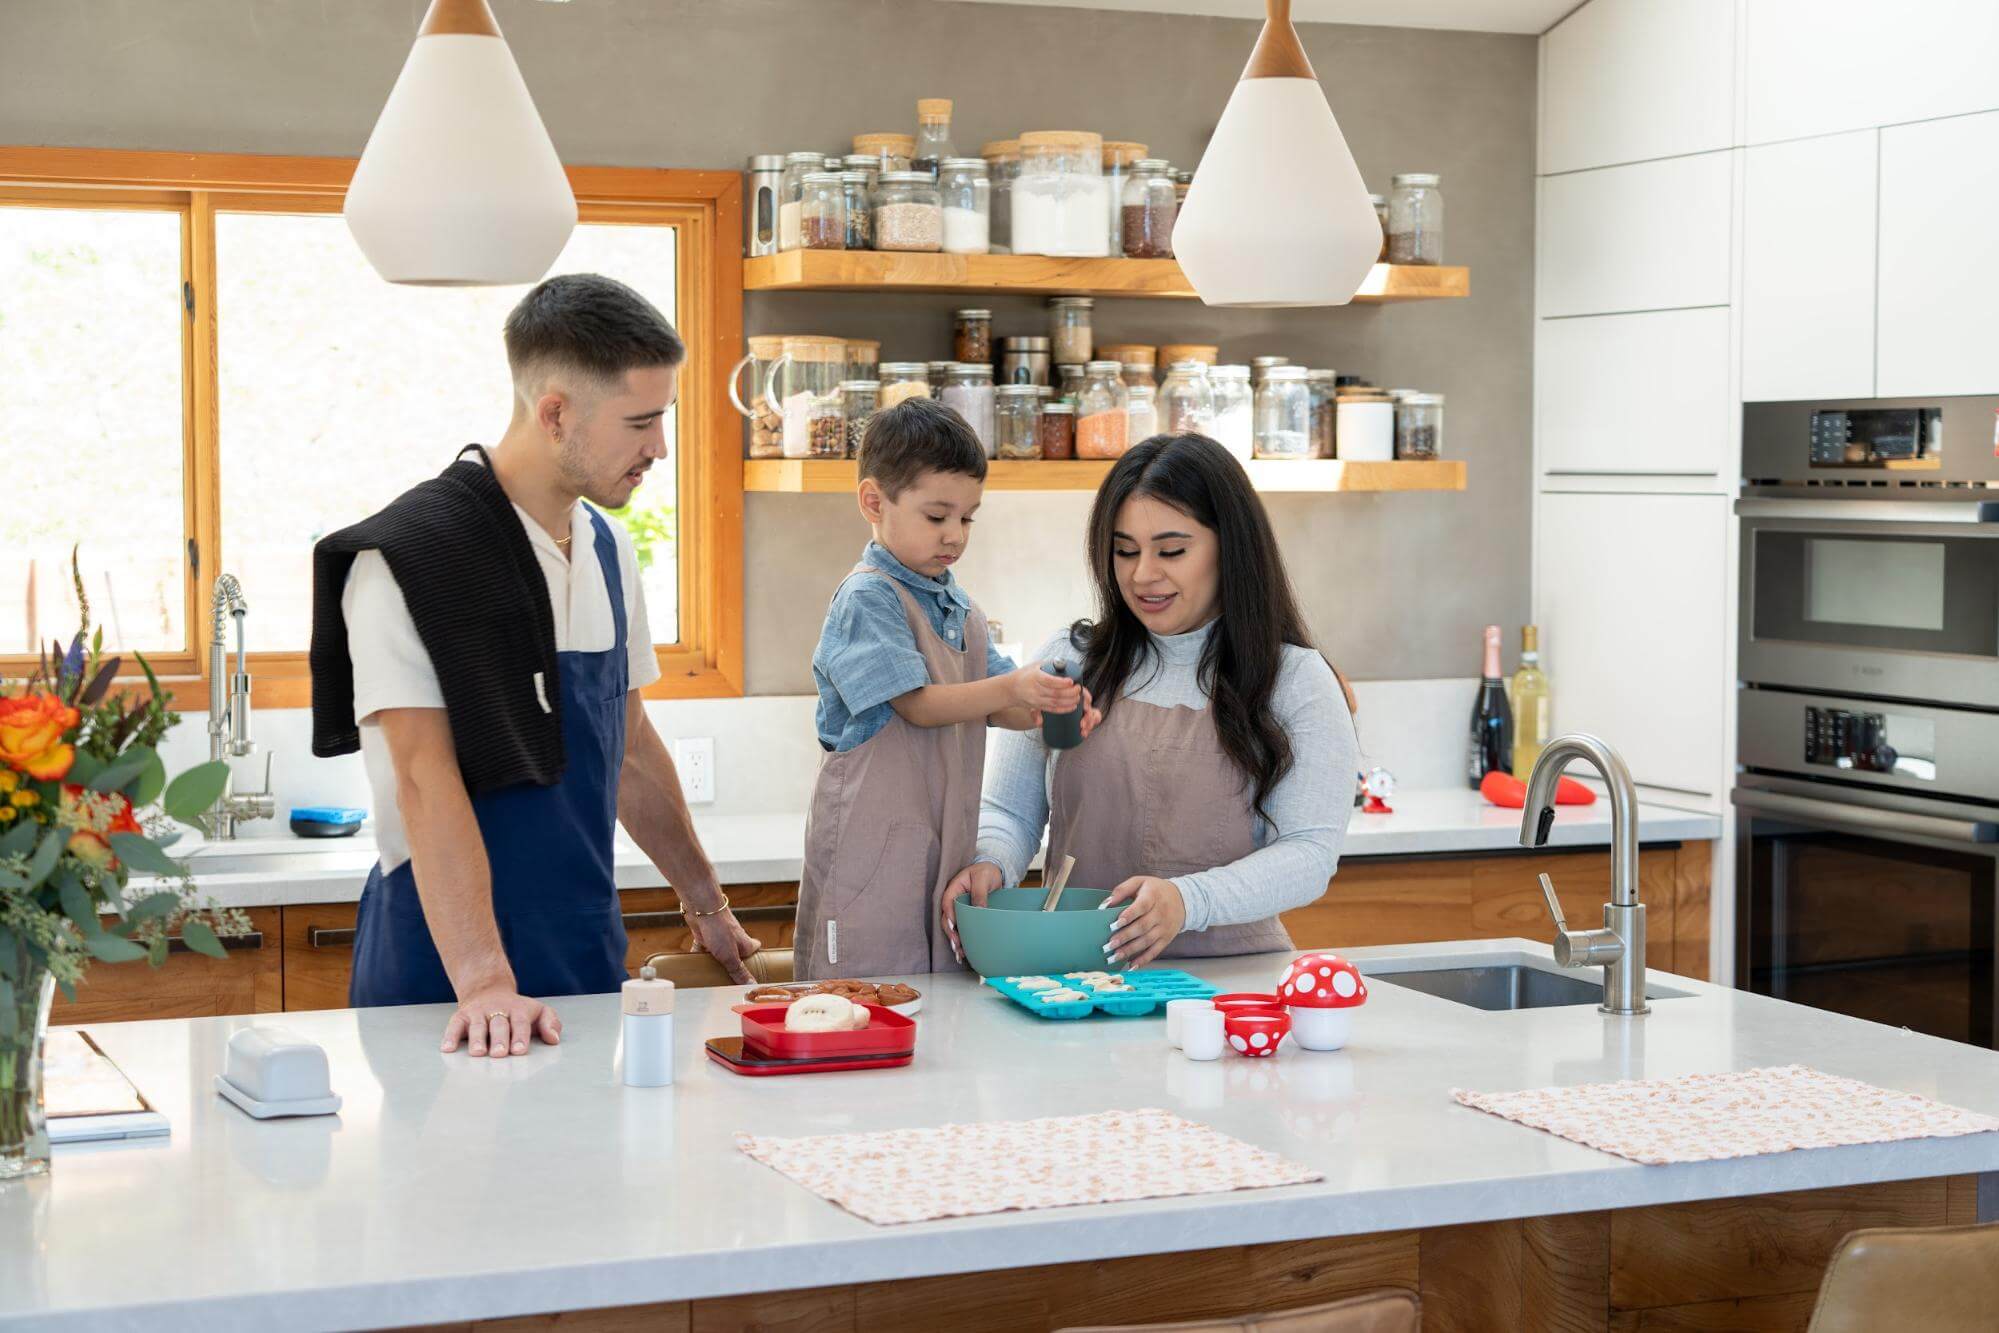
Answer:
[349, 508, 630, 1006]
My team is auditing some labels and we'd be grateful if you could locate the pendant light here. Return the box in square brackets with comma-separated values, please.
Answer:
[1171, 0, 1380, 308]
[344, 0, 576, 287]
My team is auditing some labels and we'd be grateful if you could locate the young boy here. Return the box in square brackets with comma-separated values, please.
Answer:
[795, 398, 1087, 980]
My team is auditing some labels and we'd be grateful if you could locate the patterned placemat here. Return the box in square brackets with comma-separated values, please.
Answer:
[1452, 1064, 1999, 1166]
[736, 1107, 1322, 1225]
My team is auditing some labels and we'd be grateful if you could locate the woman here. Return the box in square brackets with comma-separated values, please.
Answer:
[942, 434, 1358, 968]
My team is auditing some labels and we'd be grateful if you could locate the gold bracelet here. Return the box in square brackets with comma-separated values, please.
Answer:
[685, 892, 732, 919]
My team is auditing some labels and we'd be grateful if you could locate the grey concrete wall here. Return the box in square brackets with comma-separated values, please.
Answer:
[3, 0, 1537, 692]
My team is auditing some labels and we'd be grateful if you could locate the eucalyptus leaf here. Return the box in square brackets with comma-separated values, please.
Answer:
[89, 749, 151, 795]
[66, 751, 106, 789]
[179, 917, 225, 960]
[0, 982, 15, 1040]
[83, 932, 147, 964]
[124, 891, 181, 924]
[58, 874, 98, 936]
[163, 761, 229, 827]
[0, 820, 36, 858]
[153, 828, 180, 850]
[0, 867, 26, 892]
[0, 926, 14, 980]
[24, 828, 64, 888]
[107, 833, 185, 878]
[129, 748, 168, 808]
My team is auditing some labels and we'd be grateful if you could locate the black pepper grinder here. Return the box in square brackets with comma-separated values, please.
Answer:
[1040, 659, 1085, 751]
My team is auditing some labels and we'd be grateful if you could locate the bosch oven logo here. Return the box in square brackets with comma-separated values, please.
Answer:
[1853, 665, 1885, 677]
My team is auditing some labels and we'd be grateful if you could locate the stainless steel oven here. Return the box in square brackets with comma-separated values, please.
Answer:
[1736, 394, 1999, 1047]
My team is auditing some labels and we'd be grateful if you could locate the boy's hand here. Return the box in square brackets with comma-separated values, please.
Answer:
[1009, 661, 1083, 714]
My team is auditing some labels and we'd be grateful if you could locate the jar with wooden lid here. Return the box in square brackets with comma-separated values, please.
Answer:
[954, 309, 992, 365]
[1120, 158, 1177, 259]
[844, 338, 879, 383]
[938, 158, 991, 254]
[798, 172, 847, 250]
[1252, 366, 1312, 459]
[913, 99, 955, 175]
[1075, 361, 1130, 459]
[852, 132, 915, 175]
[730, 334, 787, 459]
[1101, 141, 1148, 255]
[1307, 369, 1337, 458]
[778, 150, 825, 251]
[874, 172, 943, 252]
[765, 335, 848, 458]
[1159, 343, 1219, 367]
[841, 380, 879, 458]
[982, 139, 1020, 254]
[995, 384, 1043, 460]
[1015, 131, 1109, 257]
[1047, 296, 1093, 366]
[1336, 386, 1395, 461]
[1159, 360, 1214, 436]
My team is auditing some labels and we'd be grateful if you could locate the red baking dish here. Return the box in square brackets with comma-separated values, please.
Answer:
[705, 1037, 913, 1077]
[733, 1003, 918, 1060]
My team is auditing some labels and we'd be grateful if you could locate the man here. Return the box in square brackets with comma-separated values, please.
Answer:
[310, 274, 758, 1058]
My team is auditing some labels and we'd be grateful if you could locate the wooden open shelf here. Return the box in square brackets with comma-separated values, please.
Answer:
[744, 252, 1470, 303]
[743, 458, 1466, 494]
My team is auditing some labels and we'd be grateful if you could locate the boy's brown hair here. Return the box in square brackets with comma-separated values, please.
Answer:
[857, 397, 988, 499]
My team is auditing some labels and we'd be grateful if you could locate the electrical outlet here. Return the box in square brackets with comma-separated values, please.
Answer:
[671, 736, 715, 805]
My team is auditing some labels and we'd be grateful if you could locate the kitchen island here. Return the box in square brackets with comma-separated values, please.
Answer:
[4, 940, 1992, 1332]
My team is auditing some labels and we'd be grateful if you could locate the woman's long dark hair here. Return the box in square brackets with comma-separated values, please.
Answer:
[1070, 434, 1353, 824]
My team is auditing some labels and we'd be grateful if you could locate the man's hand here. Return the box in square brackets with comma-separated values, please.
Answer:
[940, 860, 1006, 962]
[443, 987, 561, 1058]
[688, 907, 759, 984]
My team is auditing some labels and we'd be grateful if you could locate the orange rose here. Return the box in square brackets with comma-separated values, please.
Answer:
[59, 785, 142, 869]
[0, 692, 79, 781]
[67, 829, 115, 868]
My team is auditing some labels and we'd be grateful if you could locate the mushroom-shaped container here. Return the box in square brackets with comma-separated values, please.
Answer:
[1276, 952, 1367, 1051]
[1223, 1010, 1289, 1059]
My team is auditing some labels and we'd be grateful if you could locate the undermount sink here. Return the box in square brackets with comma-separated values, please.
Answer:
[1369, 963, 1691, 1012]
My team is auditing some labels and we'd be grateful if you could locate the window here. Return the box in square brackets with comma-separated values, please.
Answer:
[0, 150, 743, 699]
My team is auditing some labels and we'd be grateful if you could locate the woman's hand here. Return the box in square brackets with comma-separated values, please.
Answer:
[1077, 686, 1103, 739]
[940, 859, 1005, 962]
[1100, 876, 1186, 969]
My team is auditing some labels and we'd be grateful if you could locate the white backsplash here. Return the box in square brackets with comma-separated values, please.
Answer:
[155, 677, 1480, 829]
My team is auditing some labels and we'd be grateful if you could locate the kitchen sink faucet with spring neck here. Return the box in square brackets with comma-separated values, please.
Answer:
[205, 574, 275, 840]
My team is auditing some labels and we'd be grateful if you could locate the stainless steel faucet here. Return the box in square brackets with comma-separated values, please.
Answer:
[1519, 733, 1648, 1016]
[205, 574, 275, 840]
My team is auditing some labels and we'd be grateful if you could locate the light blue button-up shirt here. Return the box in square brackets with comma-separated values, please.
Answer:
[812, 542, 1016, 752]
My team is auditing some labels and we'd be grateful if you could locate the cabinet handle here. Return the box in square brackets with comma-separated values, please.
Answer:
[166, 930, 264, 955]
[308, 926, 357, 950]
[621, 904, 796, 931]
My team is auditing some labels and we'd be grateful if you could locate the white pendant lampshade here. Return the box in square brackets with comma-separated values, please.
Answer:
[1173, 0, 1381, 308]
[344, 0, 577, 286]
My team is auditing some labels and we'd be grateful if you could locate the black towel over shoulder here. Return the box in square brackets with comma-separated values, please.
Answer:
[311, 445, 567, 796]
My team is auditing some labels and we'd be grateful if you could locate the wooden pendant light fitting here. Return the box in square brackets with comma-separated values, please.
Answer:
[1242, 0, 1316, 80]
[418, 0, 502, 38]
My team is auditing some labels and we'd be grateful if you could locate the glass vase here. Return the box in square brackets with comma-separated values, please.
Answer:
[1, 956, 56, 1183]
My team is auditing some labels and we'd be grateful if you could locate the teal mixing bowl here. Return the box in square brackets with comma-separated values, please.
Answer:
[955, 886, 1117, 978]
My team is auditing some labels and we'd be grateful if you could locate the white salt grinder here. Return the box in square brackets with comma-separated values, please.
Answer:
[621, 965, 675, 1087]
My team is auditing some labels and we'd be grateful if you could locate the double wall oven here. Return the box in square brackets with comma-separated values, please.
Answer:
[1736, 395, 1999, 1048]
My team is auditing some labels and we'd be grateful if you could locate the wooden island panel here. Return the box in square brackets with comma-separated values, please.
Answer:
[51, 907, 283, 1023]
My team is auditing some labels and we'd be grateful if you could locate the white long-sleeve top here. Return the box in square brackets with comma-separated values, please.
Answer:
[975, 622, 1358, 932]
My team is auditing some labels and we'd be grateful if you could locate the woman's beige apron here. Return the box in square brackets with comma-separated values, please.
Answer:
[1047, 695, 1293, 958]
[795, 566, 988, 980]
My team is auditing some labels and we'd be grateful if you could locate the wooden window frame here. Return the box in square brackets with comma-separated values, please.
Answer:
[0, 146, 745, 704]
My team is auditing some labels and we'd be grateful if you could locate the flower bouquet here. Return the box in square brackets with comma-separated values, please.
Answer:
[2, 580, 247, 1180]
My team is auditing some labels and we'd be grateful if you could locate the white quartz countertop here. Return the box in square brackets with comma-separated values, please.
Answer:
[5, 939, 1991, 1332]
[160, 790, 1720, 908]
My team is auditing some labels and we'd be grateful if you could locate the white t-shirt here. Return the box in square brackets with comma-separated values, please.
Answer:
[341, 496, 661, 873]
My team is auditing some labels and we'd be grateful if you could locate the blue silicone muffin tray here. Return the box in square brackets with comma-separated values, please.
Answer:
[985, 968, 1220, 1020]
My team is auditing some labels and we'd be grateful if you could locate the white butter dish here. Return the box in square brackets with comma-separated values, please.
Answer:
[213, 1027, 342, 1119]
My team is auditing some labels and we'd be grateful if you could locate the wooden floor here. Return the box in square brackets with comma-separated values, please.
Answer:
[409, 1174, 1977, 1332]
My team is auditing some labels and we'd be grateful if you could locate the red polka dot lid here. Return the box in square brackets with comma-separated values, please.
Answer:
[1276, 952, 1368, 1009]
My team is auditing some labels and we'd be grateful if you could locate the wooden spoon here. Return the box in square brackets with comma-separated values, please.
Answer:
[1040, 854, 1077, 912]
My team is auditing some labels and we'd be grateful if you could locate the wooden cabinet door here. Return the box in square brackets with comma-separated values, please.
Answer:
[619, 882, 797, 973]
[281, 903, 358, 1011]
[51, 907, 283, 1025]
[1538, 153, 1733, 318]
[1878, 110, 1999, 396]
[1742, 130, 1878, 402]
[1537, 307, 1731, 479]
[1540, 0, 1735, 174]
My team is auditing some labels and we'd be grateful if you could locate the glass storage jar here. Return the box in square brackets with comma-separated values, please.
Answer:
[995, 384, 1043, 459]
[940, 362, 996, 456]
[1307, 369, 1338, 458]
[954, 309, 992, 365]
[1249, 355, 1291, 388]
[1159, 360, 1214, 436]
[766, 335, 848, 459]
[913, 99, 955, 175]
[1056, 362, 1086, 404]
[1253, 366, 1312, 459]
[852, 132, 914, 176]
[1388, 172, 1443, 265]
[1209, 365, 1254, 461]
[806, 392, 847, 459]
[877, 362, 932, 408]
[1000, 335, 1050, 386]
[1047, 296, 1093, 366]
[1126, 382, 1159, 445]
[938, 158, 991, 254]
[842, 153, 881, 184]
[1370, 193, 1389, 262]
[1101, 141, 1148, 255]
[799, 172, 847, 250]
[1395, 392, 1443, 459]
[844, 338, 879, 384]
[873, 172, 943, 252]
[777, 150, 825, 251]
[1336, 387, 1396, 461]
[1076, 360, 1130, 459]
[841, 380, 879, 458]
[1038, 400, 1076, 459]
[927, 361, 953, 396]
[981, 139, 1020, 254]
[1120, 158, 1177, 259]
[1014, 131, 1110, 257]
[840, 171, 873, 249]
[730, 334, 787, 459]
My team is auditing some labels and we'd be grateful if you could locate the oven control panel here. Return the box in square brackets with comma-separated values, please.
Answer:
[1805, 706, 1903, 775]
[1807, 407, 1941, 468]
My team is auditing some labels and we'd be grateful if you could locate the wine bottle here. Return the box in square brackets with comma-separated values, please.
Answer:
[1467, 624, 1513, 788]
[1041, 659, 1085, 750]
[1510, 625, 1551, 779]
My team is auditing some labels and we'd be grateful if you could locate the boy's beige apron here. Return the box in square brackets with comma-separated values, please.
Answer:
[795, 566, 988, 980]
[1046, 695, 1293, 958]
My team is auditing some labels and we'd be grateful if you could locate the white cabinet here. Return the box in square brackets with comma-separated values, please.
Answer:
[1535, 492, 1729, 797]
[1744, 0, 1999, 145]
[1741, 131, 1877, 402]
[1537, 308, 1732, 478]
[1540, 0, 1735, 175]
[1878, 110, 1999, 397]
[1538, 153, 1734, 318]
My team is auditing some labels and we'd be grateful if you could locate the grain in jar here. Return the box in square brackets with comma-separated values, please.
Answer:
[1076, 361, 1130, 459]
[1387, 172, 1443, 265]
[878, 362, 932, 408]
[1252, 366, 1312, 459]
[1101, 141, 1148, 256]
[1126, 382, 1159, 444]
[1047, 296, 1093, 366]
[852, 132, 915, 176]
[799, 172, 847, 250]
[807, 393, 847, 459]
[953, 309, 992, 365]
[940, 362, 996, 457]
[767, 335, 848, 459]
[840, 171, 873, 249]
[839, 381, 879, 458]
[1038, 400, 1076, 459]
[777, 151, 824, 251]
[1120, 158, 1177, 259]
[928, 361, 954, 397]
[995, 384, 1042, 459]
[1394, 392, 1443, 459]
[1014, 131, 1110, 257]
[1159, 360, 1214, 436]
[874, 172, 944, 252]
[913, 98, 955, 175]
[733, 334, 787, 459]
[1307, 369, 1337, 458]
[1209, 365, 1254, 461]
[1056, 363, 1086, 404]
[938, 158, 991, 254]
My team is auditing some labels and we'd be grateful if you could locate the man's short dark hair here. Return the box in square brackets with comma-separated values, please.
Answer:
[857, 397, 989, 499]
[503, 273, 685, 397]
